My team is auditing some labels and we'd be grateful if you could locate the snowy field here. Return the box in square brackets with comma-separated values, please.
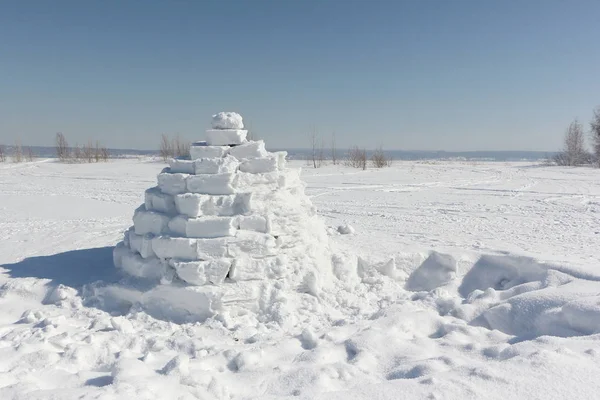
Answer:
[1, 158, 600, 399]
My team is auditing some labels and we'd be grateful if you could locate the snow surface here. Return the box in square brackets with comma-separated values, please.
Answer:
[211, 111, 244, 130]
[1, 159, 600, 399]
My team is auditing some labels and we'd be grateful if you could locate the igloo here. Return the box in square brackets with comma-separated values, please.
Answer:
[113, 112, 332, 319]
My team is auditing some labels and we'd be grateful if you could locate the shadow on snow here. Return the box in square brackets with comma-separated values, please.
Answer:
[1, 246, 120, 289]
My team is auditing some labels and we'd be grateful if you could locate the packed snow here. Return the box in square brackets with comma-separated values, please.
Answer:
[211, 111, 245, 130]
[1, 158, 600, 399]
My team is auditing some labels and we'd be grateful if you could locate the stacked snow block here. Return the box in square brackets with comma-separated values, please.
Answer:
[114, 112, 305, 287]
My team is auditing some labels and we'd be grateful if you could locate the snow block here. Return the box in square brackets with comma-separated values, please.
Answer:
[145, 187, 177, 214]
[113, 242, 129, 269]
[206, 129, 248, 146]
[152, 236, 230, 260]
[152, 236, 200, 260]
[228, 231, 278, 258]
[212, 111, 244, 130]
[228, 255, 284, 281]
[127, 229, 155, 259]
[186, 217, 237, 238]
[174, 193, 252, 217]
[168, 158, 195, 174]
[278, 168, 302, 189]
[133, 206, 170, 236]
[187, 173, 235, 195]
[274, 151, 287, 170]
[157, 170, 189, 195]
[194, 155, 239, 174]
[167, 215, 188, 236]
[170, 258, 231, 286]
[406, 252, 457, 292]
[228, 140, 268, 160]
[119, 252, 166, 280]
[190, 144, 228, 160]
[196, 238, 230, 259]
[239, 156, 278, 174]
[236, 215, 269, 233]
[168, 216, 237, 238]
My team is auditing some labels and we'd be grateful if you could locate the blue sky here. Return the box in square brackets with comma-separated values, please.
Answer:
[1, 0, 599, 151]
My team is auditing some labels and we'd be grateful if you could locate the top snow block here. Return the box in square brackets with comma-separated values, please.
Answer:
[206, 129, 248, 146]
[211, 112, 244, 130]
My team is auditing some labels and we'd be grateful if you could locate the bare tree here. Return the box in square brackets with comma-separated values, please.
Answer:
[346, 146, 367, 170]
[591, 107, 600, 167]
[317, 137, 326, 167]
[73, 143, 82, 162]
[13, 141, 23, 163]
[26, 146, 34, 161]
[94, 141, 101, 162]
[0, 145, 5, 162]
[310, 128, 318, 168]
[160, 134, 173, 162]
[82, 140, 95, 163]
[331, 132, 337, 165]
[56, 132, 70, 161]
[100, 146, 110, 161]
[554, 119, 588, 166]
[174, 135, 190, 158]
[371, 146, 392, 168]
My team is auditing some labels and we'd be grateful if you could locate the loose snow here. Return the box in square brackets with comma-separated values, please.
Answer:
[1, 158, 600, 399]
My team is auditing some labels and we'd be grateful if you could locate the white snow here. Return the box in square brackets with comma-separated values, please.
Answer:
[157, 169, 188, 195]
[228, 140, 268, 159]
[187, 173, 236, 195]
[239, 156, 279, 174]
[194, 155, 239, 174]
[211, 111, 244, 130]
[174, 192, 251, 217]
[189, 143, 228, 160]
[168, 158, 195, 174]
[205, 129, 248, 146]
[1, 158, 600, 399]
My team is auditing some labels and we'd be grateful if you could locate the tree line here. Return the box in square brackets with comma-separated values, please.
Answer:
[553, 108, 600, 167]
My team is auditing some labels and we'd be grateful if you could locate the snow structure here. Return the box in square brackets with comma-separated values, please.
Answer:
[113, 112, 332, 322]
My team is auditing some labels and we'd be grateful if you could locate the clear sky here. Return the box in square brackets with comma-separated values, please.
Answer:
[1, 0, 599, 151]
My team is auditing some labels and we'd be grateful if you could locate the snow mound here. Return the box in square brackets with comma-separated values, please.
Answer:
[211, 111, 244, 129]
[405, 252, 456, 292]
[458, 255, 547, 297]
[456, 255, 600, 338]
[337, 224, 355, 235]
[112, 113, 334, 326]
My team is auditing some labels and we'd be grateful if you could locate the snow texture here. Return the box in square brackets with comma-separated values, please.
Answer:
[190, 144, 228, 160]
[211, 111, 244, 129]
[206, 129, 248, 146]
[3, 146, 600, 399]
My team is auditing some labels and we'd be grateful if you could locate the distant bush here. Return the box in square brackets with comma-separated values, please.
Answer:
[371, 146, 392, 168]
[55, 132, 109, 163]
[553, 120, 591, 166]
[160, 134, 190, 162]
[12, 141, 23, 163]
[591, 107, 600, 167]
[0, 144, 5, 162]
[345, 146, 367, 170]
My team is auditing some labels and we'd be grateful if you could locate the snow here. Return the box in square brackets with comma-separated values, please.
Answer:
[239, 156, 279, 174]
[228, 140, 268, 159]
[194, 155, 240, 174]
[211, 111, 244, 130]
[189, 144, 228, 160]
[205, 129, 248, 146]
[187, 173, 235, 195]
[1, 159, 600, 399]
[174, 192, 251, 217]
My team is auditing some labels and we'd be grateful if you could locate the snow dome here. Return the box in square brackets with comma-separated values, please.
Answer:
[113, 112, 333, 322]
